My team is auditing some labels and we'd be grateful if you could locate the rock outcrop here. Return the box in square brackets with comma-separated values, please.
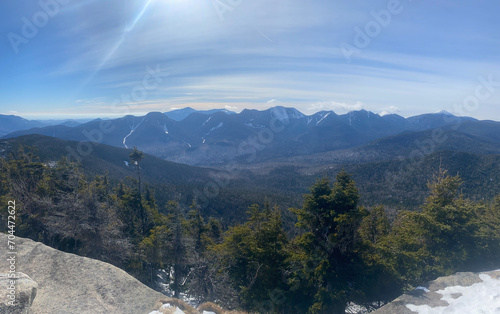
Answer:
[0, 272, 37, 314]
[374, 269, 500, 313]
[0, 233, 166, 313]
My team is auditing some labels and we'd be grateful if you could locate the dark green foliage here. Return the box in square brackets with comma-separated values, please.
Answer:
[384, 169, 500, 288]
[214, 203, 290, 312]
[474, 196, 500, 269]
[1, 146, 500, 313]
[289, 171, 368, 314]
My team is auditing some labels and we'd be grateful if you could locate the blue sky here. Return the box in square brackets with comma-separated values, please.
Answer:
[1, 0, 499, 120]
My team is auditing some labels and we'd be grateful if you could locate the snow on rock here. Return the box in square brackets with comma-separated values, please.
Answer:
[203, 311, 216, 314]
[415, 286, 430, 293]
[406, 272, 500, 313]
[374, 269, 500, 314]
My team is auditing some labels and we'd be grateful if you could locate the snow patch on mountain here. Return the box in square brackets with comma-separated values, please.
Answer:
[245, 122, 265, 128]
[123, 117, 146, 149]
[270, 107, 304, 124]
[204, 122, 223, 137]
[316, 112, 331, 125]
[202, 116, 212, 126]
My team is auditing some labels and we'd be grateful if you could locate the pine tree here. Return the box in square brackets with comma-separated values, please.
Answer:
[215, 203, 290, 312]
[357, 205, 402, 308]
[130, 147, 146, 234]
[165, 201, 186, 299]
[289, 170, 366, 314]
[387, 169, 481, 286]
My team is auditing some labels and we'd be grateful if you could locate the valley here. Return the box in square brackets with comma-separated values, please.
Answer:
[2, 107, 500, 313]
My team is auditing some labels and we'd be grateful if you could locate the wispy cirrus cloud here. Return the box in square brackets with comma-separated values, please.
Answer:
[1, 0, 499, 119]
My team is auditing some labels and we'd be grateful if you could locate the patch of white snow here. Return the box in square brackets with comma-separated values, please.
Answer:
[202, 116, 212, 126]
[174, 308, 185, 314]
[415, 286, 430, 292]
[270, 107, 290, 124]
[244, 122, 265, 128]
[123, 117, 146, 149]
[205, 122, 223, 136]
[406, 272, 500, 313]
[316, 112, 331, 126]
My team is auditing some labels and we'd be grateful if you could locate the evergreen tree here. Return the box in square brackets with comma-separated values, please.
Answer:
[357, 205, 402, 308]
[387, 169, 481, 286]
[215, 203, 290, 312]
[289, 170, 366, 314]
[165, 201, 187, 298]
[130, 147, 146, 234]
[183, 203, 227, 303]
[470, 195, 500, 270]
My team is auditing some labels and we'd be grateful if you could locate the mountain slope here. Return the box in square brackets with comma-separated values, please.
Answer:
[0, 114, 46, 137]
[244, 150, 500, 211]
[266, 120, 500, 166]
[0, 134, 301, 223]
[3, 108, 495, 166]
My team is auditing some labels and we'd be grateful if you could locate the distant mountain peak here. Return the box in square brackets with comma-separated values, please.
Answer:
[269, 106, 305, 122]
[164, 107, 235, 121]
[437, 110, 455, 116]
[146, 111, 168, 118]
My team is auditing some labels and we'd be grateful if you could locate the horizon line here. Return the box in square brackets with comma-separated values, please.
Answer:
[0, 106, 491, 122]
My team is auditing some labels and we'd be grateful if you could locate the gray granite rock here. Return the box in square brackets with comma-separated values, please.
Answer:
[0, 233, 166, 314]
[0, 272, 37, 314]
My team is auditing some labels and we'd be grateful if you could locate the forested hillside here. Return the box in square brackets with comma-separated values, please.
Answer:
[1, 146, 499, 313]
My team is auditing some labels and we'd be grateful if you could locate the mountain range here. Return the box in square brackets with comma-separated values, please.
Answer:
[4, 106, 497, 167]
[0, 114, 92, 137]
